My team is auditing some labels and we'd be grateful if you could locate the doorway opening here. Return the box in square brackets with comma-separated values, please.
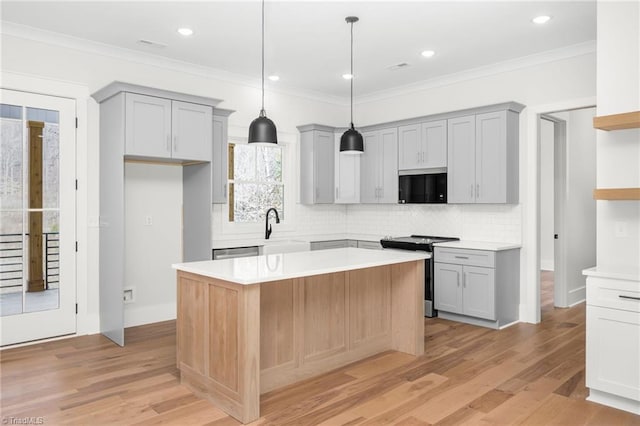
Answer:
[538, 107, 596, 319]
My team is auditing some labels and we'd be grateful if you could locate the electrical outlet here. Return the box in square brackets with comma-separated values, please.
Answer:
[144, 216, 153, 226]
[614, 221, 628, 238]
[123, 288, 135, 304]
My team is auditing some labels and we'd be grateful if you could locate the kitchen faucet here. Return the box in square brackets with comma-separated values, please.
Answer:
[265, 207, 280, 239]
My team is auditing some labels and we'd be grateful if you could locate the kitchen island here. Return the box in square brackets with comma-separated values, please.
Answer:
[172, 248, 428, 423]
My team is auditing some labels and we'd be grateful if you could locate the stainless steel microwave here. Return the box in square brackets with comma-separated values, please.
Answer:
[398, 173, 447, 204]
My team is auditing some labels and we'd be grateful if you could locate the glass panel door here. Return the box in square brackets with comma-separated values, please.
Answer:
[0, 89, 76, 346]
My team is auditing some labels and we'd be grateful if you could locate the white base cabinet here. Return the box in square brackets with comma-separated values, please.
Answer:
[434, 246, 519, 329]
[585, 272, 640, 415]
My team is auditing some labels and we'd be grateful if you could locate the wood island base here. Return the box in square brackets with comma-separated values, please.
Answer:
[176, 260, 424, 424]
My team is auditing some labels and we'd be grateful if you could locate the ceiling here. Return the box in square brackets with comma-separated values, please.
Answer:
[1, 1, 596, 100]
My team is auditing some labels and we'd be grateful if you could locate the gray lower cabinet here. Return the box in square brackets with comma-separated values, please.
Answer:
[357, 240, 382, 250]
[447, 107, 521, 204]
[299, 125, 335, 204]
[310, 240, 350, 250]
[361, 128, 398, 204]
[434, 246, 519, 328]
[124, 92, 213, 162]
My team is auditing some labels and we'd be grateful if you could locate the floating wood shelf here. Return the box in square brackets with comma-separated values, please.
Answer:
[593, 111, 640, 131]
[593, 188, 640, 200]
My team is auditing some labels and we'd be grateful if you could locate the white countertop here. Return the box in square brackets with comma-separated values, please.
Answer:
[432, 240, 521, 251]
[212, 233, 384, 250]
[583, 266, 640, 282]
[173, 247, 429, 285]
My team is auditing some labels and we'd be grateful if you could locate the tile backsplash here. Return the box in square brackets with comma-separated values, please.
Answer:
[212, 202, 521, 244]
[346, 203, 521, 242]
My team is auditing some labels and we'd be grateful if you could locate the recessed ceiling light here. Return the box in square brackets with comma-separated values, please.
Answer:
[342, 73, 353, 80]
[421, 50, 435, 58]
[268, 75, 280, 81]
[532, 15, 551, 24]
[177, 28, 194, 36]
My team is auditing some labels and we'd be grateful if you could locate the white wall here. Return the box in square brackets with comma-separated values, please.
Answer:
[0, 30, 347, 334]
[556, 108, 597, 306]
[540, 118, 555, 271]
[124, 163, 182, 327]
[596, 1, 640, 272]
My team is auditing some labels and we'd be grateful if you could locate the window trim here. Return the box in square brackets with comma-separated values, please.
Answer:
[217, 136, 296, 237]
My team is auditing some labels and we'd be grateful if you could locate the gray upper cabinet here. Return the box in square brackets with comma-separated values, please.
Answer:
[334, 133, 360, 203]
[398, 120, 447, 170]
[361, 128, 398, 204]
[299, 125, 335, 204]
[448, 108, 520, 204]
[447, 115, 476, 203]
[124, 93, 212, 162]
[171, 100, 213, 161]
[212, 110, 233, 204]
[125, 93, 172, 158]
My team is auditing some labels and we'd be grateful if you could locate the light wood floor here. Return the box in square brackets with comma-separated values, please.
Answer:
[2, 273, 639, 425]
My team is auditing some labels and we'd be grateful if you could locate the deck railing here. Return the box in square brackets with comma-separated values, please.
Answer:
[0, 232, 60, 291]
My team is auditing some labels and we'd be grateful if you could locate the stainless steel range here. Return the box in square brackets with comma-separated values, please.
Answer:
[380, 235, 459, 317]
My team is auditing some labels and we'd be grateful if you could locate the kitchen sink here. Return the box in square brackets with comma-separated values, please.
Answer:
[259, 239, 311, 255]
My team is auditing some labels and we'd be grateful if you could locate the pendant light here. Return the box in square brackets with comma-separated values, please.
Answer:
[340, 16, 363, 154]
[248, 0, 277, 144]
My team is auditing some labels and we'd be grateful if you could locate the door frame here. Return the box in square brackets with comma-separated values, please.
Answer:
[1, 71, 92, 339]
[522, 96, 596, 324]
[540, 114, 568, 308]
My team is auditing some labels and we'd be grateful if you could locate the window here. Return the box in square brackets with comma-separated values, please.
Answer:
[228, 143, 284, 222]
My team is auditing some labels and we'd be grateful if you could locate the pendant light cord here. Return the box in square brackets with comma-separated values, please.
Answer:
[350, 19, 354, 129]
[261, 0, 265, 117]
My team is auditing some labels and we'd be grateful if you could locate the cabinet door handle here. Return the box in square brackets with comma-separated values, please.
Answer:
[456, 271, 460, 287]
[173, 135, 178, 152]
[421, 152, 425, 163]
[476, 183, 480, 198]
[619, 295, 640, 301]
[454, 256, 469, 259]
[463, 272, 466, 288]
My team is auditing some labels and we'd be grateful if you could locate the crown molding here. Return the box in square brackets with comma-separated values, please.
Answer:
[2, 21, 595, 109]
[0, 21, 347, 106]
[356, 41, 597, 105]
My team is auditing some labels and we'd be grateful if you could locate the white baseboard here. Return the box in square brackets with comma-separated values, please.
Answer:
[540, 260, 555, 271]
[588, 389, 640, 415]
[124, 303, 176, 328]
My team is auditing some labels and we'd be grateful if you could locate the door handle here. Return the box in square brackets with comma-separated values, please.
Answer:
[173, 135, 178, 152]
[476, 184, 480, 198]
[463, 272, 466, 288]
[554, 234, 558, 239]
[421, 152, 425, 163]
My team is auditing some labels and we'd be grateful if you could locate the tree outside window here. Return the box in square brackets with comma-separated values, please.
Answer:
[228, 143, 284, 222]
